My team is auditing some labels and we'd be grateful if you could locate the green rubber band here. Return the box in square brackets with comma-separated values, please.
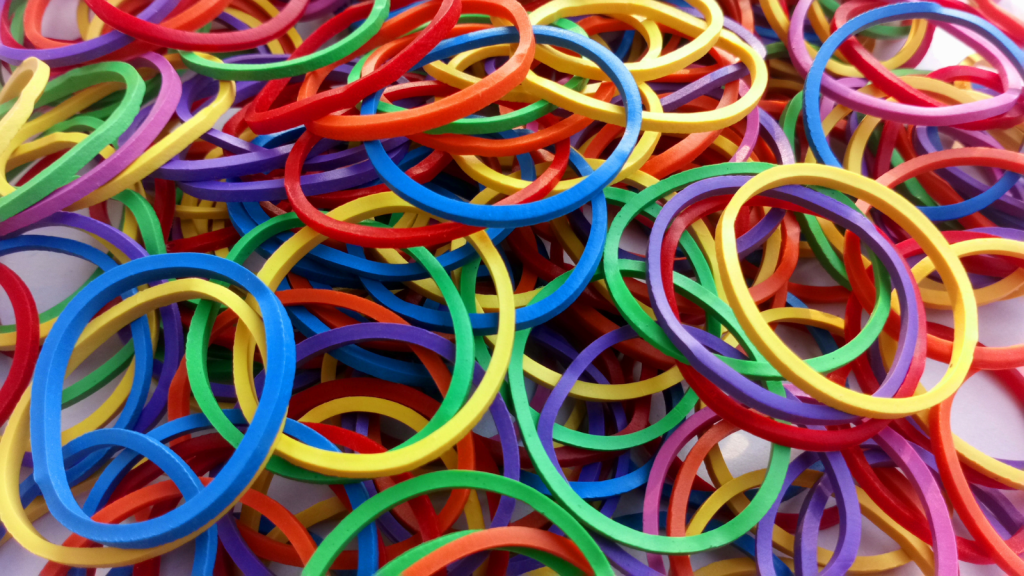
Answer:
[5, 0, 26, 49]
[179, 0, 391, 80]
[374, 529, 587, 576]
[302, 470, 613, 575]
[509, 279, 791, 554]
[87, 72, 166, 121]
[604, 186, 721, 337]
[765, 42, 789, 60]
[603, 162, 890, 380]
[61, 342, 135, 408]
[42, 115, 106, 135]
[0, 61, 144, 221]
[58, 190, 166, 408]
[114, 189, 168, 255]
[780, 92, 853, 287]
[186, 213, 475, 484]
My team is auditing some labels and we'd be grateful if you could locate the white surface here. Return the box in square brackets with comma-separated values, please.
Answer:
[2, 2, 1024, 575]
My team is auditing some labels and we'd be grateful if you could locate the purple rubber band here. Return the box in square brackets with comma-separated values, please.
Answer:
[793, 451, 861, 576]
[646, 175, 920, 424]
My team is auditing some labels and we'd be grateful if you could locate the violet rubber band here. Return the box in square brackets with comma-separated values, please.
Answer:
[874, 427, 958, 574]
[531, 325, 626, 424]
[301, 0, 351, 21]
[641, 407, 718, 572]
[730, 81, 760, 163]
[217, 514, 274, 576]
[176, 73, 268, 154]
[648, 177, 917, 417]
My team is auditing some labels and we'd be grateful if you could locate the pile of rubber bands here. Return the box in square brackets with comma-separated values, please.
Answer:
[3, 0, 1024, 572]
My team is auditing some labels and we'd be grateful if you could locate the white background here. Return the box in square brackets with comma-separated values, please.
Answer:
[1, 1, 1024, 573]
